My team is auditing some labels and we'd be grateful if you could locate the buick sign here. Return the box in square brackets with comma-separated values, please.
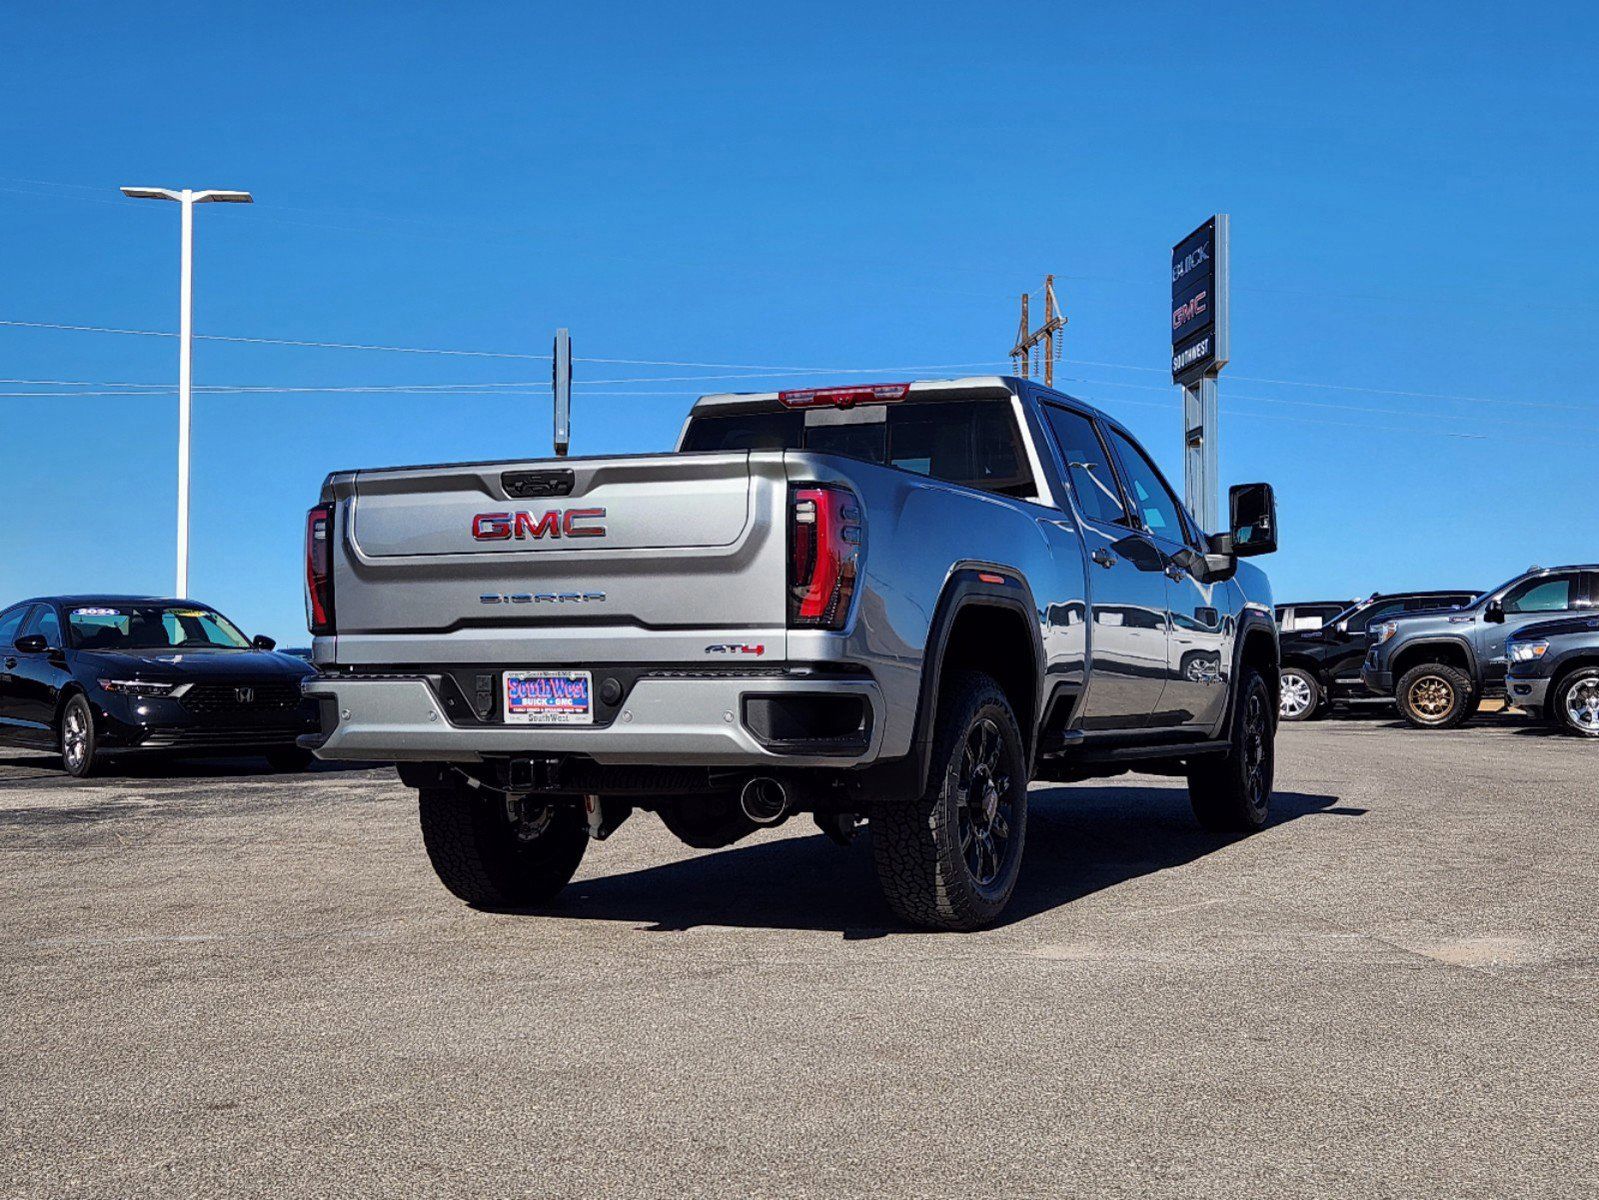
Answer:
[1171, 215, 1230, 384]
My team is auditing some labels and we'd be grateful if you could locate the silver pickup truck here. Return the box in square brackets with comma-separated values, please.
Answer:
[302, 376, 1280, 929]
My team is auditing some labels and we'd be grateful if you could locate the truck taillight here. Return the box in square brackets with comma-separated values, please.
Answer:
[789, 486, 862, 630]
[305, 504, 335, 636]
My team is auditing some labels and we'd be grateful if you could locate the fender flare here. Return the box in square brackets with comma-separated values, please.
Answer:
[1223, 609, 1281, 740]
[1389, 635, 1479, 684]
[905, 566, 1046, 797]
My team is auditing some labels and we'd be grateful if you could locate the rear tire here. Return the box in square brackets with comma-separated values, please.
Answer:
[869, 671, 1028, 931]
[1395, 663, 1474, 729]
[1189, 667, 1274, 833]
[418, 783, 589, 908]
[59, 695, 101, 779]
[1278, 666, 1322, 722]
[1553, 666, 1599, 738]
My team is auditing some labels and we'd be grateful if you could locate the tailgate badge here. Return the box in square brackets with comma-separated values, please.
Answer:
[706, 644, 765, 656]
[472, 508, 606, 540]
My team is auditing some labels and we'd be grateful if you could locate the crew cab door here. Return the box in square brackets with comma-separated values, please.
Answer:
[1037, 402, 1169, 730]
[1100, 424, 1230, 731]
[1484, 571, 1587, 683]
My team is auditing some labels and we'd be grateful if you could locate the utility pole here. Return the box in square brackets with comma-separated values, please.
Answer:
[120, 185, 253, 597]
[1010, 275, 1065, 386]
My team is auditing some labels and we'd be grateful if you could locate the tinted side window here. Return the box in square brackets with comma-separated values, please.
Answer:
[1502, 574, 1578, 614]
[0, 605, 29, 646]
[1041, 405, 1127, 525]
[1104, 426, 1186, 544]
[1353, 600, 1407, 631]
[19, 606, 62, 646]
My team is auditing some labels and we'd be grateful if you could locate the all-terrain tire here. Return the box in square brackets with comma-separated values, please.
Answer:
[59, 694, 101, 779]
[869, 671, 1028, 931]
[1278, 666, 1322, 722]
[1188, 666, 1274, 833]
[1395, 663, 1474, 729]
[418, 784, 589, 908]
[1552, 666, 1599, 738]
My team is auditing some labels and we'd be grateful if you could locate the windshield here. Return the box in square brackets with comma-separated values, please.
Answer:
[67, 605, 252, 651]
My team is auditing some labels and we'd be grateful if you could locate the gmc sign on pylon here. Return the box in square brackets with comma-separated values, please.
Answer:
[1171, 216, 1230, 384]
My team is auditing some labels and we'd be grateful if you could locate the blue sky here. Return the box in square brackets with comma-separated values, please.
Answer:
[1, 2, 1593, 640]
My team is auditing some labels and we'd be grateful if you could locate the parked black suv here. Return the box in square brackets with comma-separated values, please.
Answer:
[1278, 590, 1479, 721]
[0, 595, 319, 776]
[1506, 615, 1599, 737]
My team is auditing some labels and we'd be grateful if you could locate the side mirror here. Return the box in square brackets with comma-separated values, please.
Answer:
[1228, 482, 1278, 557]
[1484, 599, 1505, 625]
[13, 634, 48, 654]
[252, 634, 277, 650]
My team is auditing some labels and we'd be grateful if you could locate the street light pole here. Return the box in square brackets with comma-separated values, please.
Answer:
[120, 185, 252, 598]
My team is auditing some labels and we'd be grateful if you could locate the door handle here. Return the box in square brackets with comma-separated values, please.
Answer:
[1091, 548, 1117, 568]
[1164, 562, 1187, 581]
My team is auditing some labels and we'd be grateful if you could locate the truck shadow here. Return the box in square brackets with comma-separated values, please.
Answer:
[546, 786, 1355, 936]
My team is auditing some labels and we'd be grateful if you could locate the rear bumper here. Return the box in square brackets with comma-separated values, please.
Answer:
[302, 672, 886, 767]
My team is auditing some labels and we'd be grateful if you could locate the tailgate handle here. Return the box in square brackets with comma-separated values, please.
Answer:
[502, 469, 574, 498]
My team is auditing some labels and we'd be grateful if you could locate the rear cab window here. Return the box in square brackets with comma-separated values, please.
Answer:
[681, 398, 1039, 500]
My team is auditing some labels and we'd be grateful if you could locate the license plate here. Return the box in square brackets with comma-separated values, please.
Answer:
[503, 670, 593, 725]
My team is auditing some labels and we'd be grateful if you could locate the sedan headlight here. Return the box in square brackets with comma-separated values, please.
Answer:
[1373, 621, 1399, 644]
[1508, 640, 1549, 663]
[98, 679, 181, 697]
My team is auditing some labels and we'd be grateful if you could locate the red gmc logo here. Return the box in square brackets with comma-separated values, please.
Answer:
[471, 508, 607, 540]
[1172, 290, 1207, 330]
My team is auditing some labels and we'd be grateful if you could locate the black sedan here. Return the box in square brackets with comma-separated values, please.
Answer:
[0, 595, 319, 777]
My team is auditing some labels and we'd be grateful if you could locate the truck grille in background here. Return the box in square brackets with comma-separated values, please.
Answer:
[181, 682, 302, 717]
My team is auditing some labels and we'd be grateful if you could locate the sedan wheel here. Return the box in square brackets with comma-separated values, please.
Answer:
[1278, 668, 1320, 722]
[59, 696, 101, 778]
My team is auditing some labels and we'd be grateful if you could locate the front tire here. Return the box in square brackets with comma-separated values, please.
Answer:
[1395, 663, 1473, 729]
[418, 784, 589, 908]
[1188, 666, 1274, 832]
[870, 672, 1028, 931]
[1278, 666, 1322, 722]
[1553, 667, 1599, 738]
[59, 695, 101, 779]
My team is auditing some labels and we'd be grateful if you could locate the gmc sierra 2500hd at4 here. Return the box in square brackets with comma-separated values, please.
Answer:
[301, 376, 1280, 930]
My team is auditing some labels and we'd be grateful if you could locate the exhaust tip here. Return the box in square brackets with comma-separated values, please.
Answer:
[740, 776, 788, 825]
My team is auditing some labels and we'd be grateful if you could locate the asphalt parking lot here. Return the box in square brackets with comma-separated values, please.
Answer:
[3, 714, 1596, 1199]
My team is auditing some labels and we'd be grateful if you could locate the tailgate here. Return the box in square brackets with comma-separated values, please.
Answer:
[329, 452, 791, 665]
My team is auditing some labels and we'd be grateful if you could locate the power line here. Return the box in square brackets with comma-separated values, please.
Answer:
[2, 313, 1589, 418]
